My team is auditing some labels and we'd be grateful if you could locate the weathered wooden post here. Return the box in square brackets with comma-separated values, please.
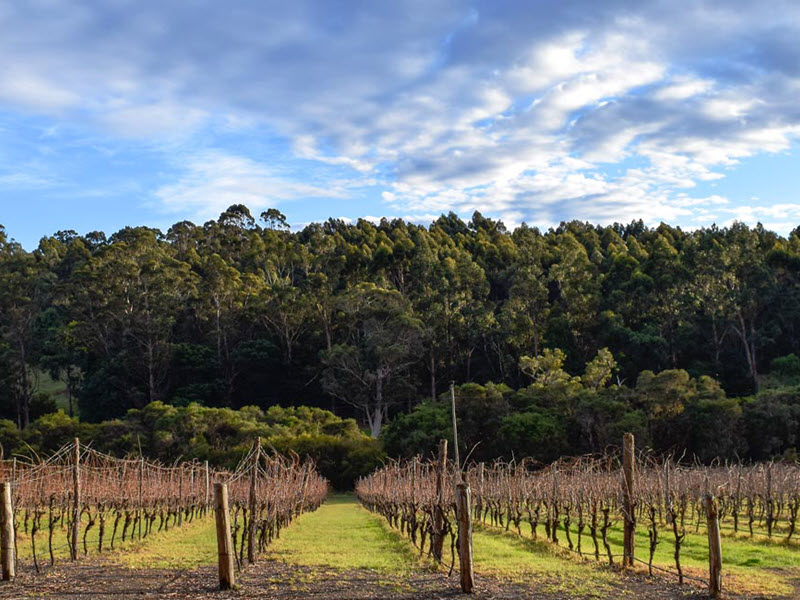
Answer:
[138, 457, 144, 539]
[451, 383, 474, 593]
[0, 482, 14, 581]
[622, 433, 635, 568]
[705, 495, 722, 598]
[456, 482, 474, 593]
[450, 382, 461, 473]
[298, 464, 310, 516]
[432, 439, 447, 562]
[247, 438, 260, 563]
[204, 460, 210, 516]
[71, 438, 80, 561]
[214, 483, 235, 590]
[475, 462, 484, 520]
[178, 467, 184, 526]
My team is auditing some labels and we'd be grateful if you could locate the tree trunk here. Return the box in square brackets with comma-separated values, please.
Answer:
[18, 340, 30, 429]
[66, 375, 73, 418]
[369, 371, 384, 438]
[368, 407, 383, 438]
[430, 350, 436, 401]
[734, 311, 758, 392]
[147, 340, 156, 404]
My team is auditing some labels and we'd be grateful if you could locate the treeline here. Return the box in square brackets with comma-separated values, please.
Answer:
[384, 358, 800, 465]
[1, 205, 800, 453]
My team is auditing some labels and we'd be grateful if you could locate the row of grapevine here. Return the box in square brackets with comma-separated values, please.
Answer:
[0, 438, 328, 586]
[355, 440, 800, 595]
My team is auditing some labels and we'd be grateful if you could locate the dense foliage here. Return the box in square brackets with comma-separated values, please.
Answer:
[0, 403, 382, 489]
[382, 370, 800, 464]
[1, 204, 799, 465]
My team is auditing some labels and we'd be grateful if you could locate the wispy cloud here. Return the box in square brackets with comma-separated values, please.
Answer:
[153, 151, 352, 222]
[2, 1, 800, 233]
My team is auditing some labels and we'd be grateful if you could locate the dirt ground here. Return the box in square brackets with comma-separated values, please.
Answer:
[0, 557, 742, 600]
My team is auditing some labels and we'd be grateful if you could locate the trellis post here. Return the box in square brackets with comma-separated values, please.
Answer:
[178, 467, 184, 526]
[705, 494, 723, 598]
[622, 433, 636, 567]
[432, 439, 447, 562]
[247, 438, 260, 563]
[204, 460, 210, 515]
[450, 383, 474, 593]
[0, 482, 14, 581]
[214, 483, 235, 590]
[71, 438, 80, 561]
[456, 482, 474, 593]
[138, 457, 144, 539]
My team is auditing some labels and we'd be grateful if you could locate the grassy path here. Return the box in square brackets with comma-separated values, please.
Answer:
[265, 495, 421, 572]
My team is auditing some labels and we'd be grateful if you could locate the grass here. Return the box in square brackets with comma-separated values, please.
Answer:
[470, 523, 617, 597]
[481, 512, 800, 597]
[266, 495, 422, 573]
[112, 515, 218, 569]
[350, 498, 619, 598]
[13, 510, 214, 569]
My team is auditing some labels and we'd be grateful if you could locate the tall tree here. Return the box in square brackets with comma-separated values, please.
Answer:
[322, 283, 422, 437]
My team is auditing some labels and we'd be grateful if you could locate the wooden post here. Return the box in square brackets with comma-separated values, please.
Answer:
[298, 464, 310, 516]
[432, 439, 447, 562]
[476, 462, 485, 519]
[178, 467, 184, 527]
[456, 482, 474, 593]
[214, 483, 235, 590]
[705, 495, 722, 598]
[0, 482, 14, 581]
[138, 457, 144, 539]
[450, 382, 461, 478]
[247, 439, 260, 563]
[622, 433, 635, 568]
[71, 438, 80, 561]
[204, 460, 210, 516]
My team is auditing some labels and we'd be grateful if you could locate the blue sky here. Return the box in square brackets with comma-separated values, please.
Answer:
[2, 0, 800, 248]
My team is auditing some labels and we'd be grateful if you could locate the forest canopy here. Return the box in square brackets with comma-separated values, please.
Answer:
[1, 205, 799, 472]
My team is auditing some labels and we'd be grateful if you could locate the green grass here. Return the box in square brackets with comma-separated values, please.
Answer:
[112, 515, 217, 569]
[266, 495, 421, 573]
[470, 523, 617, 597]
[482, 513, 800, 597]
[13, 510, 214, 569]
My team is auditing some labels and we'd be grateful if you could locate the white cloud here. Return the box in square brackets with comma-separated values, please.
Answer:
[2, 1, 800, 231]
[154, 151, 349, 221]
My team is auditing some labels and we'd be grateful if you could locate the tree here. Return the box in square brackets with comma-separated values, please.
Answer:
[64, 228, 195, 416]
[322, 283, 422, 437]
[582, 347, 618, 390]
[0, 227, 48, 427]
[519, 348, 573, 386]
[196, 253, 259, 401]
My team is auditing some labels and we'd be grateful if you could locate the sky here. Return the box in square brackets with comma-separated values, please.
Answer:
[2, 0, 800, 249]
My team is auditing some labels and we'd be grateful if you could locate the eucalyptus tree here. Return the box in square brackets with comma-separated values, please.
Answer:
[0, 226, 48, 427]
[322, 283, 422, 437]
[65, 227, 196, 415]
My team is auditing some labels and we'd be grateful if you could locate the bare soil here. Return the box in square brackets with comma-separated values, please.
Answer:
[0, 557, 761, 600]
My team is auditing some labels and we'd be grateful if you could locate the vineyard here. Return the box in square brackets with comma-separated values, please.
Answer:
[0, 438, 328, 590]
[0, 434, 798, 598]
[356, 436, 800, 597]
